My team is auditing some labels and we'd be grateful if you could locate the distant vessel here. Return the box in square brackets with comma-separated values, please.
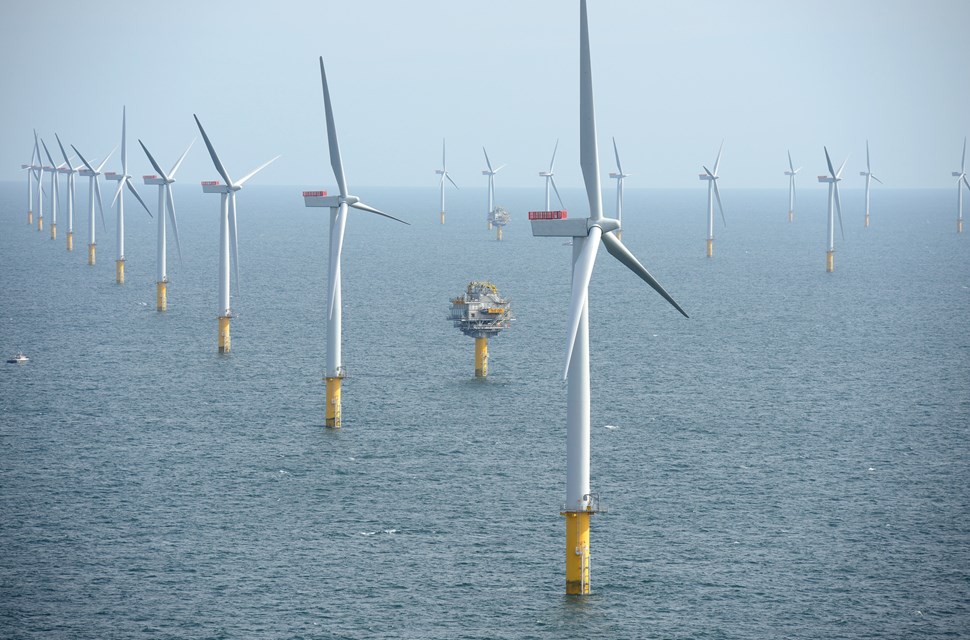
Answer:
[7, 352, 28, 364]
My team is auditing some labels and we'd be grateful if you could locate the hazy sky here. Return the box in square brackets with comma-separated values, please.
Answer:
[2, 0, 968, 191]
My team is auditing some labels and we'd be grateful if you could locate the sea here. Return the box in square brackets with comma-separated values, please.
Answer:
[0, 180, 967, 639]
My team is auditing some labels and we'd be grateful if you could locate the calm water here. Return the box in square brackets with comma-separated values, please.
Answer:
[1, 180, 968, 639]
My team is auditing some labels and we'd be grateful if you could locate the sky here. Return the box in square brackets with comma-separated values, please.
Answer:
[1, 0, 968, 191]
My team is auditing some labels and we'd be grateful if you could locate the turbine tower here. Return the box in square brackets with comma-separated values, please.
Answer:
[302, 56, 408, 427]
[72, 144, 113, 266]
[139, 139, 194, 311]
[195, 115, 279, 353]
[698, 141, 725, 257]
[539, 139, 565, 211]
[435, 138, 458, 224]
[818, 146, 846, 273]
[104, 107, 152, 284]
[54, 134, 82, 252]
[21, 140, 41, 226]
[784, 150, 800, 223]
[528, 0, 688, 595]
[35, 132, 49, 232]
[859, 140, 882, 228]
[608, 137, 629, 240]
[40, 139, 61, 241]
[951, 137, 970, 233]
[482, 147, 505, 230]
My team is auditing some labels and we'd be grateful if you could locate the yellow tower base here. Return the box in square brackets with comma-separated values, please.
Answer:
[66, 232, 73, 252]
[156, 281, 167, 312]
[27, 211, 32, 225]
[788, 210, 793, 223]
[50, 223, 57, 241]
[563, 510, 591, 595]
[488, 221, 493, 231]
[88, 244, 96, 266]
[496, 227, 503, 241]
[826, 250, 834, 273]
[475, 337, 488, 378]
[959, 219, 964, 234]
[37, 216, 43, 232]
[218, 315, 231, 353]
[440, 212, 445, 225]
[325, 376, 342, 428]
[115, 259, 125, 284]
[864, 214, 870, 228]
[706, 238, 713, 258]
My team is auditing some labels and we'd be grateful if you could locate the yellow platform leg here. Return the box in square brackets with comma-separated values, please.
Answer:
[115, 259, 125, 284]
[27, 211, 32, 225]
[958, 219, 964, 234]
[440, 212, 445, 225]
[488, 221, 493, 231]
[496, 227, 503, 241]
[88, 244, 96, 266]
[563, 510, 591, 595]
[706, 238, 713, 258]
[788, 210, 793, 223]
[475, 337, 488, 378]
[156, 281, 167, 312]
[325, 377, 342, 428]
[66, 232, 73, 252]
[218, 315, 231, 353]
[864, 214, 870, 228]
[826, 250, 834, 273]
[50, 223, 57, 241]
[37, 216, 43, 232]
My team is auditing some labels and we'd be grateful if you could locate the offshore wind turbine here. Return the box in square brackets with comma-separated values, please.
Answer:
[72, 145, 113, 266]
[608, 137, 629, 240]
[140, 138, 194, 311]
[482, 147, 505, 230]
[302, 56, 408, 428]
[539, 139, 565, 211]
[55, 135, 83, 252]
[435, 138, 458, 224]
[34, 132, 47, 232]
[859, 140, 882, 228]
[21, 140, 41, 226]
[698, 141, 725, 257]
[951, 137, 970, 233]
[104, 107, 152, 284]
[784, 150, 800, 223]
[528, 0, 688, 595]
[818, 146, 846, 272]
[40, 139, 61, 241]
[195, 114, 279, 353]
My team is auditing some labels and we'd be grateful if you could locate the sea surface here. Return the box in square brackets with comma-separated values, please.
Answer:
[0, 180, 968, 639]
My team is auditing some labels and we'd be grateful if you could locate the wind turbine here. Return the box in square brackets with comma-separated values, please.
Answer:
[40, 139, 61, 241]
[608, 137, 630, 240]
[528, 0, 688, 595]
[55, 134, 83, 252]
[951, 137, 970, 233]
[104, 107, 152, 284]
[195, 114, 279, 353]
[139, 138, 194, 311]
[698, 141, 725, 257]
[482, 147, 505, 230]
[859, 140, 882, 228]
[435, 138, 458, 224]
[72, 144, 113, 266]
[21, 140, 41, 226]
[34, 132, 48, 232]
[784, 150, 800, 223]
[539, 139, 565, 212]
[818, 146, 846, 272]
[302, 56, 408, 427]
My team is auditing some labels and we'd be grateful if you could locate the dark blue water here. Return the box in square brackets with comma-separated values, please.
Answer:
[1, 181, 968, 639]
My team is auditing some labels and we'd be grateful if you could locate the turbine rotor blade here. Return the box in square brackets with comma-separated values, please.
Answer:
[166, 183, 183, 266]
[328, 202, 349, 319]
[319, 57, 348, 196]
[121, 106, 127, 174]
[563, 226, 602, 379]
[550, 138, 560, 172]
[169, 138, 195, 178]
[834, 181, 845, 240]
[94, 175, 106, 231]
[866, 139, 871, 173]
[788, 149, 794, 173]
[446, 172, 459, 190]
[71, 144, 97, 174]
[550, 175, 565, 209]
[349, 201, 410, 225]
[872, 175, 883, 185]
[193, 114, 234, 188]
[96, 147, 116, 173]
[41, 139, 56, 168]
[229, 192, 240, 295]
[712, 179, 726, 226]
[126, 179, 152, 217]
[579, 0, 603, 220]
[483, 146, 493, 172]
[55, 133, 71, 168]
[713, 140, 724, 175]
[601, 231, 688, 318]
[824, 146, 836, 178]
[836, 157, 847, 179]
[138, 139, 169, 181]
[235, 155, 280, 187]
[110, 178, 124, 209]
[962, 137, 966, 174]
[612, 136, 623, 174]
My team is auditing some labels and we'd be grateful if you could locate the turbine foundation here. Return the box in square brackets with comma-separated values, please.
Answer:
[115, 259, 125, 284]
[496, 227, 503, 241]
[66, 232, 73, 252]
[27, 210, 32, 225]
[218, 315, 231, 353]
[325, 376, 342, 428]
[88, 243, 96, 266]
[440, 212, 445, 225]
[788, 210, 793, 223]
[50, 223, 57, 241]
[475, 337, 488, 378]
[959, 219, 964, 234]
[706, 238, 713, 258]
[156, 281, 167, 312]
[826, 250, 834, 273]
[37, 216, 43, 232]
[563, 510, 591, 595]
[487, 220, 493, 231]
[864, 214, 870, 228]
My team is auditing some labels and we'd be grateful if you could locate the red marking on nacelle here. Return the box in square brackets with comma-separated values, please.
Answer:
[528, 210, 568, 220]
[302, 190, 328, 197]
[143, 175, 158, 179]
[201, 180, 220, 186]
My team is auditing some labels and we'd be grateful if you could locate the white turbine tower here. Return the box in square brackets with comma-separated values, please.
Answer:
[698, 141, 725, 257]
[608, 137, 630, 240]
[859, 140, 882, 228]
[435, 138, 458, 224]
[40, 139, 62, 241]
[482, 147, 505, 230]
[72, 145, 113, 266]
[302, 56, 408, 428]
[195, 114, 279, 353]
[21, 140, 41, 226]
[104, 107, 152, 284]
[54, 134, 83, 252]
[139, 138, 194, 311]
[528, 0, 688, 595]
[784, 150, 800, 223]
[951, 137, 970, 233]
[539, 139, 565, 211]
[818, 146, 846, 273]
